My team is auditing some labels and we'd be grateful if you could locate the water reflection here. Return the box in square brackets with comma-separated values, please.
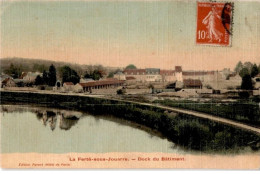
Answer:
[1, 105, 81, 131]
[35, 109, 81, 131]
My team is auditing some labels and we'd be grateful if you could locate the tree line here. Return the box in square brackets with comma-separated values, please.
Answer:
[234, 61, 260, 90]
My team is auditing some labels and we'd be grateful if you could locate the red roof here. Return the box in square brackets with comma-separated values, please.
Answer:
[160, 70, 175, 76]
[126, 76, 136, 80]
[175, 66, 182, 72]
[103, 78, 118, 81]
[63, 82, 74, 85]
[182, 71, 215, 76]
[78, 80, 125, 87]
[123, 69, 145, 75]
[183, 79, 202, 88]
[2, 78, 11, 84]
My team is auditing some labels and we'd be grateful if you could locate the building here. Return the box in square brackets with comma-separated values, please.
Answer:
[160, 70, 176, 82]
[77, 79, 125, 92]
[21, 72, 42, 82]
[145, 68, 161, 82]
[125, 76, 136, 85]
[183, 79, 202, 89]
[123, 69, 146, 82]
[1, 78, 16, 87]
[113, 72, 126, 81]
[175, 66, 183, 82]
[182, 71, 216, 82]
[80, 78, 94, 83]
[63, 82, 74, 91]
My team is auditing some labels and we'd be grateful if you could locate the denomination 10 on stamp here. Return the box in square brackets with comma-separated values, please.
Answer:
[196, 2, 233, 46]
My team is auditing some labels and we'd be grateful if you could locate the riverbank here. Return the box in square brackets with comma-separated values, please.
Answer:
[1, 90, 260, 153]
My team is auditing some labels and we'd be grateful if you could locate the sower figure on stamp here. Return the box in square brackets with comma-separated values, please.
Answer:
[202, 5, 223, 42]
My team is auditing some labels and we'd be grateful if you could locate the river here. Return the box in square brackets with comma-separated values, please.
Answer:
[1, 104, 259, 154]
[0, 104, 185, 154]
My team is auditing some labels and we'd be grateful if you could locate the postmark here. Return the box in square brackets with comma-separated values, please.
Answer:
[196, 1, 233, 46]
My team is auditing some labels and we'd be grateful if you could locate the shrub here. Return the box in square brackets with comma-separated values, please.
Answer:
[116, 89, 126, 95]
[238, 91, 250, 98]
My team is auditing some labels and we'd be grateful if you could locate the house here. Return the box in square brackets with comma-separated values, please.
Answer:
[73, 83, 84, 93]
[2, 78, 16, 87]
[114, 72, 126, 81]
[183, 79, 202, 89]
[63, 82, 74, 91]
[21, 72, 42, 82]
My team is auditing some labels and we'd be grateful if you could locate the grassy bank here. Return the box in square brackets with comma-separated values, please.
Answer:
[1, 91, 260, 153]
[153, 99, 260, 128]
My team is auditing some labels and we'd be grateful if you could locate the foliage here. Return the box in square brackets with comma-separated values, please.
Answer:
[84, 69, 103, 80]
[205, 84, 212, 89]
[48, 64, 57, 86]
[251, 64, 259, 78]
[35, 75, 43, 86]
[153, 99, 260, 128]
[107, 72, 114, 78]
[107, 69, 121, 78]
[239, 67, 249, 78]
[116, 88, 126, 95]
[241, 74, 253, 90]
[148, 84, 154, 89]
[243, 62, 253, 72]
[4, 63, 23, 79]
[234, 61, 243, 73]
[125, 64, 137, 70]
[42, 70, 48, 85]
[59, 66, 80, 84]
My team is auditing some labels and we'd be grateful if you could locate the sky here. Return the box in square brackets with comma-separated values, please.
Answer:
[1, 0, 260, 71]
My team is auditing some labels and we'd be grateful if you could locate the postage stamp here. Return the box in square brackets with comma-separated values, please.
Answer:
[196, 2, 233, 46]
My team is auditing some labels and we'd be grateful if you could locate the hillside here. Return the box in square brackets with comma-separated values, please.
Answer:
[0, 57, 123, 77]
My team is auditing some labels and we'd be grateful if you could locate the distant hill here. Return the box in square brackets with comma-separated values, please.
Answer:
[0, 57, 123, 77]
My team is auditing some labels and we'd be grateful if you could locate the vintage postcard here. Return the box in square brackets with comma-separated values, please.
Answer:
[0, 0, 260, 169]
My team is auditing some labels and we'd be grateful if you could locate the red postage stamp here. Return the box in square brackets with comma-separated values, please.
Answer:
[196, 2, 233, 46]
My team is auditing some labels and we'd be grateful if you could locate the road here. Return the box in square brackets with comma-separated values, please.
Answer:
[119, 99, 260, 135]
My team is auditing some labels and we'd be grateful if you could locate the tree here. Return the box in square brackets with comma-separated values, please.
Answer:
[84, 69, 103, 80]
[42, 70, 48, 85]
[60, 66, 80, 84]
[244, 62, 253, 72]
[239, 67, 249, 78]
[125, 64, 137, 70]
[234, 61, 243, 73]
[251, 64, 259, 78]
[48, 64, 57, 86]
[241, 74, 253, 90]
[35, 75, 43, 86]
[107, 72, 114, 78]
[4, 63, 23, 79]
